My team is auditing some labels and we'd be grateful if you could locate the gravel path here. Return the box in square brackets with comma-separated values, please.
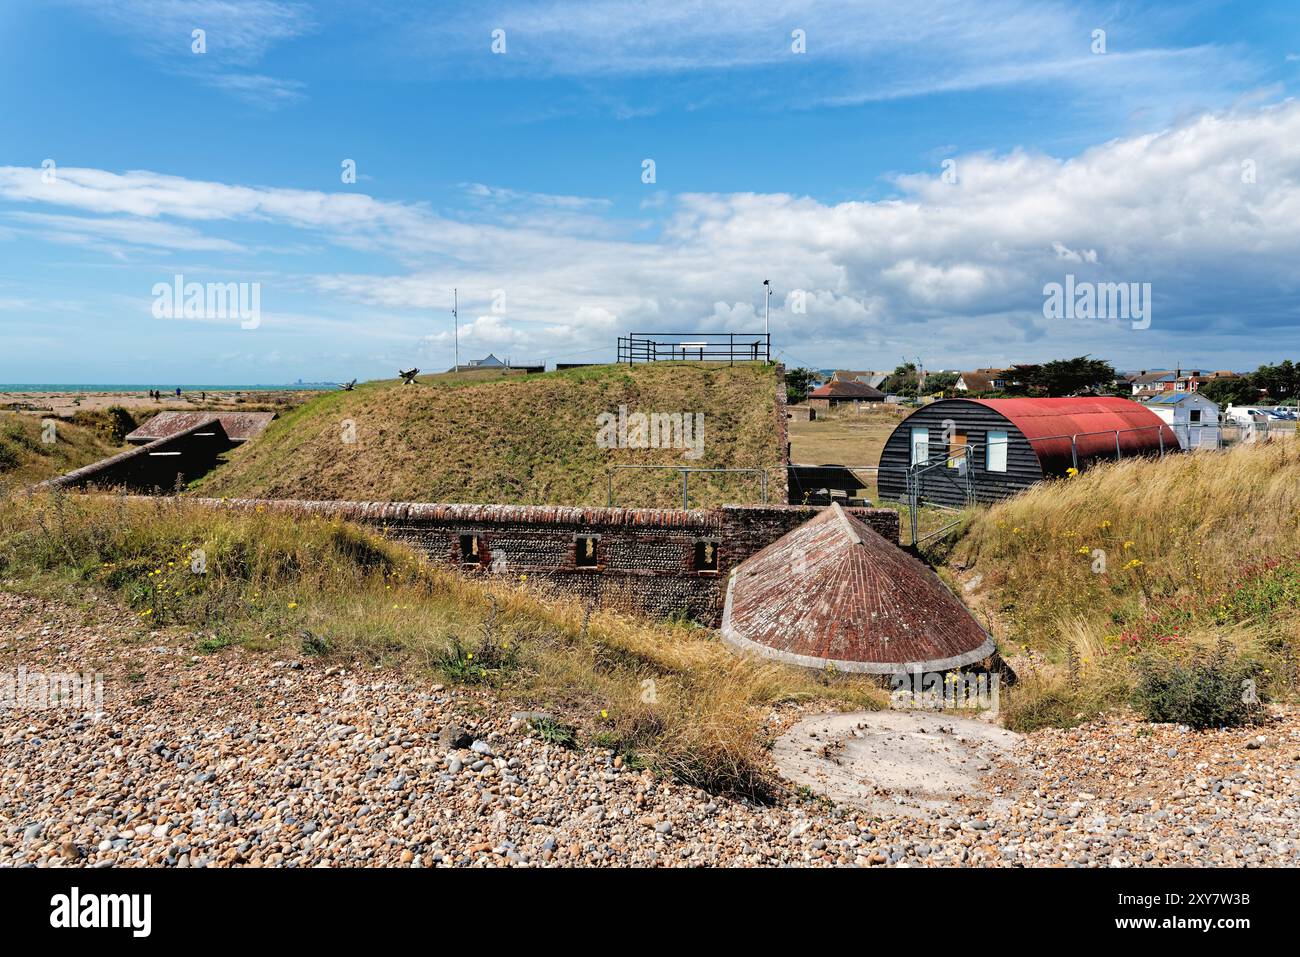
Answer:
[2, 589, 1298, 867]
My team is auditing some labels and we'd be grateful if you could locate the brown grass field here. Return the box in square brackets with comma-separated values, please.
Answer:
[786, 403, 911, 500]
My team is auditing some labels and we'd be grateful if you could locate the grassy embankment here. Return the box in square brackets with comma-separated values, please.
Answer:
[955, 441, 1300, 729]
[0, 491, 882, 797]
[197, 364, 783, 508]
[0, 408, 136, 492]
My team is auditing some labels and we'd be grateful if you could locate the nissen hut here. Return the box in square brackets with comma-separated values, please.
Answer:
[877, 397, 1178, 507]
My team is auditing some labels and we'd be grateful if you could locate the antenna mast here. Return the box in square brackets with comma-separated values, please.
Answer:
[453, 288, 459, 373]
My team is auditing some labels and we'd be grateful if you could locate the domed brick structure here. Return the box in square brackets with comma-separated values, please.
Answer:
[720, 504, 995, 673]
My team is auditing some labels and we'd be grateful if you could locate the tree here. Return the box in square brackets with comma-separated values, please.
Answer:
[888, 362, 919, 396]
[1200, 376, 1259, 407]
[1003, 364, 1041, 396]
[926, 370, 958, 393]
[1254, 360, 1297, 401]
[1034, 356, 1116, 396]
[784, 367, 819, 404]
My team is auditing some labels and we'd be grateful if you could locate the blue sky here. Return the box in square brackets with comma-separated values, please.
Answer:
[1, 0, 1299, 383]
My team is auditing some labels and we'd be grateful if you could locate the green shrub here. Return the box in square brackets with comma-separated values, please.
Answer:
[1131, 643, 1263, 729]
[102, 406, 138, 444]
[434, 598, 520, 685]
[528, 716, 577, 748]
[300, 629, 332, 656]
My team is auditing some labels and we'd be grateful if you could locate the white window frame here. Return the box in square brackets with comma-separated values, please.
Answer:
[986, 430, 1008, 472]
[910, 427, 929, 466]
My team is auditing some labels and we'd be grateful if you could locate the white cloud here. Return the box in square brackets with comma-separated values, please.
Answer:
[7, 212, 245, 253]
[1052, 242, 1099, 264]
[4, 102, 1300, 368]
[66, 0, 314, 63]
[61, 0, 315, 107]
[207, 73, 308, 107]
[402, 0, 1261, 123]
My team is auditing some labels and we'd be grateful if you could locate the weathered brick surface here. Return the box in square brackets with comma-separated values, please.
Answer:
[191, 497, 900, 625]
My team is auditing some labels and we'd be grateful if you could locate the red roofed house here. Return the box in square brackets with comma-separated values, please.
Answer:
[807, 379, 885, 410]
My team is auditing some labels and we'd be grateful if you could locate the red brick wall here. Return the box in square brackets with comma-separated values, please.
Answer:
[194, 498, 900, 625]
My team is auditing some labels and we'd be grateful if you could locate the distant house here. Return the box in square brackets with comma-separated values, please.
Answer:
[807, 379, 886, 409]
[1143, 393, 1220, 449]
[955, 368, 1012, 393]
[1126, 368, 1237, 396]
[1176, 369, 1237, 393]
[1128, 370, 1176, 395]
[832, 369, 890, 390]
[451, 354, 542, 373]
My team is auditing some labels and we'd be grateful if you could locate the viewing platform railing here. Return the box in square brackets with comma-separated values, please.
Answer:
[617, 332, 771, 365]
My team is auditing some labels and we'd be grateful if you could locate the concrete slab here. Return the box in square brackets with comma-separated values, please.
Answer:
[773, 710, 1023, 817]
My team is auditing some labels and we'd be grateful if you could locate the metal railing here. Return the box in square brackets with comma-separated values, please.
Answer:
[903, 443, 986, 545]
[1025, 424, 1172, 469]
[617, 332, 771, 365]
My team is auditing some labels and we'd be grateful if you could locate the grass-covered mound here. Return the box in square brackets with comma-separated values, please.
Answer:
[0, 491, 880, 797]
[0, 408, 135, 491]
[954, 441, 1300, 730]
[197, 363, 783, 508]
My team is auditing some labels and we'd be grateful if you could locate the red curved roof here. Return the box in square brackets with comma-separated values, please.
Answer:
[967, 396, 1176, 473]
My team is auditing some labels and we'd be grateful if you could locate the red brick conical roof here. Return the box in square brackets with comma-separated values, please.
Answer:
[721, 504, 995, 673]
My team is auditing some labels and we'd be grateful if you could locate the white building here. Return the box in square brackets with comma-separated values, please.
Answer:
[1144, 393, 1220, 449]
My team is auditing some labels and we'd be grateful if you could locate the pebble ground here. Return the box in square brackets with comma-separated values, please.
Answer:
[3, 590, 1297, 867]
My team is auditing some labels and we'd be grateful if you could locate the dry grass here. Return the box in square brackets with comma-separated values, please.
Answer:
[0, 491, 883, 797]
[0, 410, 134, 492]
[955, 441, 1300, 729]
[197, 363, 784, 508]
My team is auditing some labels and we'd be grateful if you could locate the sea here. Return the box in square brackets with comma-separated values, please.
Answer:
[0, 383, 335, 393]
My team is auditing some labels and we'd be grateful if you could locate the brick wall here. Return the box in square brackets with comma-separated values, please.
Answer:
[195, 498, 900, 625]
